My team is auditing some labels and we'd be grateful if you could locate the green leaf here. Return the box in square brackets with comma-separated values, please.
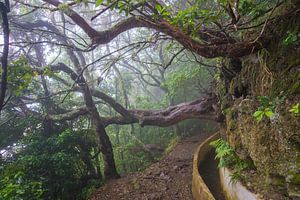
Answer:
[253, 110, 263, 117]
[95, 0, 104, 7]
[289, 103, 300, 114]
[265, 110, 274, 118]
[155, 4, 162, 13]
[253, 110, 264, 121]
[257, 114, 263, 122]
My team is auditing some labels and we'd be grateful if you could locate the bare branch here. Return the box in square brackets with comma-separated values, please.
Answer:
[164, 47, 185, 69]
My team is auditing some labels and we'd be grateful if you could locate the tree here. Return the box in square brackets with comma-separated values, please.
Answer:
[42, 0, 281, 57]
[1, 0, 298, 182]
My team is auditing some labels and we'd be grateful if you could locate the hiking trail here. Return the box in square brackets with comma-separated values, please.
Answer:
[89, 132, 212, 200]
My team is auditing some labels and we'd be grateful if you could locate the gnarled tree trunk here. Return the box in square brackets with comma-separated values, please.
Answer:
[82, 84, 120, 179]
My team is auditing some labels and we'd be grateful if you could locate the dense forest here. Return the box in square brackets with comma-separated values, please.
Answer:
[0, 0, 299, 199]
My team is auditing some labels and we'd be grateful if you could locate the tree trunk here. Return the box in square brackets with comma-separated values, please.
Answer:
[83, 84, 120, 179]
[34, 43, 54, 136]
[95, 119, 120, 179]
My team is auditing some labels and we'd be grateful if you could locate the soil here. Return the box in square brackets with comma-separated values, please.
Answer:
[89, 131, 213, 200]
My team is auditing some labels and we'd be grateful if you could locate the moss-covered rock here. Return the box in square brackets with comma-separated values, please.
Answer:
[219, 13, 300, 197]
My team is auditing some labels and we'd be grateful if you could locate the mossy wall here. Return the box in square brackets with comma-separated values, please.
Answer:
[219, 5, 300, 198]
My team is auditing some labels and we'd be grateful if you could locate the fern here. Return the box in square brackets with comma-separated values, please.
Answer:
[210, 139, 249, 183]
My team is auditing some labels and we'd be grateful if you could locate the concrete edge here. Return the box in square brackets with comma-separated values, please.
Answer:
[219, 167, 259, 200]
[192, 132, 220, 200]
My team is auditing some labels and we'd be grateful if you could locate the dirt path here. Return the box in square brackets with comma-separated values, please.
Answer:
[89, 132, 212, 200]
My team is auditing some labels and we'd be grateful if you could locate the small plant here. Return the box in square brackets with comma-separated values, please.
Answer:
[210, 139, 249, 183]
[289, 103, 300, 116]
[253, 108, 274, 122]
[229, 171, 243, 184]
[282, 31, 299, 46]
[132, 179, 140, 190]
[253, 96, 277, 122]
[210, 139, 235, 168]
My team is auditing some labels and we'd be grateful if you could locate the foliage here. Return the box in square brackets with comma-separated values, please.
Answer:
[210, 139, 249, 182]
[229, 171, 243, 184]
[95, 0, 138, 15]
[289, 103, 300, 116]
[0, 114, 38, 149]
[282, 31, 300, 46]
[57, 3, 73, 15]
[6, 56, 38, 96]
[238, 0, 276, 17]
[0, 0, 248, 197]
[94, 0, 278, 39]
[0, 129, 101, 200]
[108, 124, 176, 174]
[164, 136, 179, 155]
[253, 96, 278, 122]
[0, 168, 44, 200]
[164, 66, 211, 98]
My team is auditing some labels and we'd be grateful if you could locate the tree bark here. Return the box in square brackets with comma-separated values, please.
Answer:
[41, 94, 218, 127]
[82, 84, 120, 179]
[101, 93, 218, 127]
[0, 2, 9, 114]
[42, 0, 263, 58]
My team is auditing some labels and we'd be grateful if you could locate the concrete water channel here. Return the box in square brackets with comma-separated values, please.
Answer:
[199, 149, 226, 200]
[192, 132, 258, 200]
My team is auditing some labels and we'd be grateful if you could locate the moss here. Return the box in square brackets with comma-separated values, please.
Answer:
[217, 6, 300, 198]
[289, 81, 300, 94]
[291, 174, 300, 185]
[220, 94, 232, 112]
[229, 80, 235, 95]
[273, 177, 286, 187]
[270, 71, 300, 97]
[132, 178, 140, 190]
[226, 109, 236, 131]
[164, 137, 179, 154]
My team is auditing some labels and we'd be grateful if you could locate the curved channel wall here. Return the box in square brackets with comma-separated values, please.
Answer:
[192, 132, 219, 200]
[219, 168, 258, 200]
[192, 132, 259, 200]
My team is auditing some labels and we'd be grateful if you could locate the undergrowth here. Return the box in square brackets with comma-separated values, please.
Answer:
[210, 139, 249, 183]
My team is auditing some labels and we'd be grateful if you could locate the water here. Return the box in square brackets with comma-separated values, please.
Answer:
[199, 149, 226, 200]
